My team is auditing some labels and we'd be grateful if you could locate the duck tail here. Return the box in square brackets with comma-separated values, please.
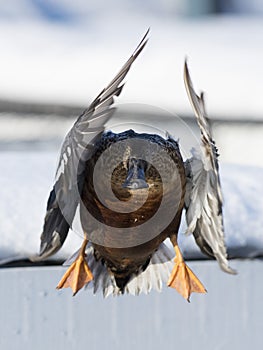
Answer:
[64, 241, 174, 297]
[123, 242, 174, 296]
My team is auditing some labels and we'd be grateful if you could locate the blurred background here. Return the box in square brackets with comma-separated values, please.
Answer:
[0, 0, 263, 161]
[0, 1, 263, 349]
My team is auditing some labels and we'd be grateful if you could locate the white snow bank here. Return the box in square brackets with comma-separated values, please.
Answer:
[0, 152, 82, 262]
[0, 151, 262, 262]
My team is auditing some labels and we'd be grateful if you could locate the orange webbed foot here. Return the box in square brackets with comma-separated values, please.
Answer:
[167, 244, 206, 301]
[56, 238, 93, 296]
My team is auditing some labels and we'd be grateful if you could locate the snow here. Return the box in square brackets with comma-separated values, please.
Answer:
[0, 151, 83, 262]
[0, 4, 263, 119]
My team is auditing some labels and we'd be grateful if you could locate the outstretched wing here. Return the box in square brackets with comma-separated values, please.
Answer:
[37, 30, 149, 260]
[183, 60, 236, 274]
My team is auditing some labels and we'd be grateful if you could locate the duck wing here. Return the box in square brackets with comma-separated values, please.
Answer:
[36, 30, 149, 260]
[183, 60, 236, 274]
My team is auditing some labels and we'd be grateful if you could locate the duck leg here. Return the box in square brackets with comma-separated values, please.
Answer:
[167, 235, 206, 301]
[56, 235, 93, 296]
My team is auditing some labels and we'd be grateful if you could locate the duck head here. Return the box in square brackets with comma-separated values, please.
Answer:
[122, 157, 149, 190]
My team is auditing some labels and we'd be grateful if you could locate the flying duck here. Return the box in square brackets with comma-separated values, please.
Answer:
[36, 30, 235, 301]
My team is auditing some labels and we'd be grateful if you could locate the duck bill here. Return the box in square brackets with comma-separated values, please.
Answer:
[122, 159, 148, 190]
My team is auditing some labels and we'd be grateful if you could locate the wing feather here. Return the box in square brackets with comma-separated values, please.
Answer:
[184, 60, 236, 274]
[37, 30, 149, 259]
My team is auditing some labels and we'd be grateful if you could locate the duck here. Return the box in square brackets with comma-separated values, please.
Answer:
[36, 29, 236, 301]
